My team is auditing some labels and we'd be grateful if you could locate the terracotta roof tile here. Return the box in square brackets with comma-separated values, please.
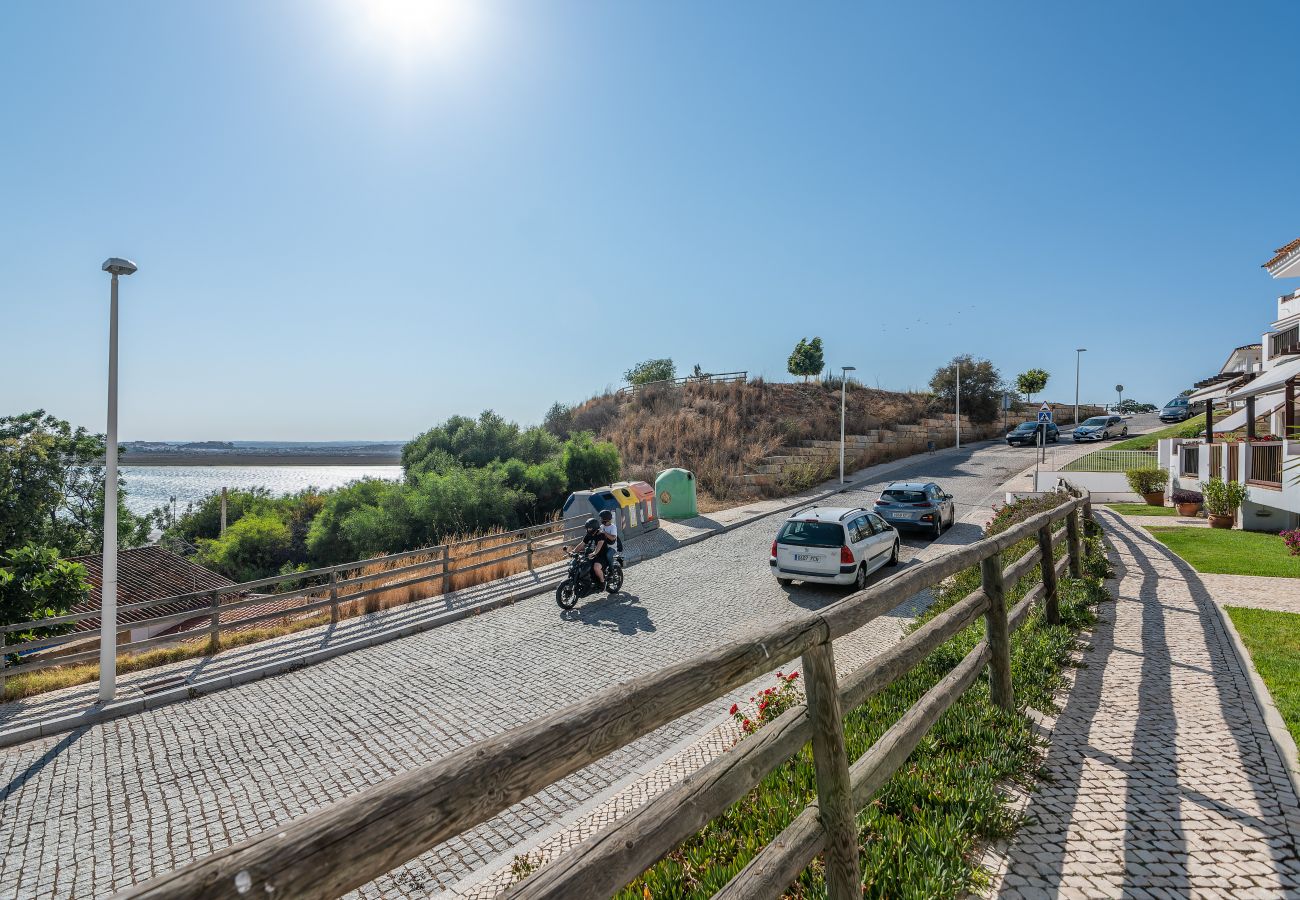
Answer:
[1264, 237, 1300, 269]
[65, 545, 236, 632]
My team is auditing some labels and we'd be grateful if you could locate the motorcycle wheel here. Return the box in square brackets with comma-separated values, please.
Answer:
[555, 580, 579, 610]
[606, 566, 623, 594]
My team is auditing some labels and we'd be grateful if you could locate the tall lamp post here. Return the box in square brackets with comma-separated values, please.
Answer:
[839, 365, 856, 483]
[1074, 348, 1087, 429]
[100, 257, 137, 703]
[955, 361, 962, 450]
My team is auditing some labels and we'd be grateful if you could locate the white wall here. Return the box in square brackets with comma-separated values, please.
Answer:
[1034, 470, 1139, 502]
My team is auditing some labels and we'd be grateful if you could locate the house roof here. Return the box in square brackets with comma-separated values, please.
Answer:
[1265, 238, 1300, 270]
[65, 545, 235, 631]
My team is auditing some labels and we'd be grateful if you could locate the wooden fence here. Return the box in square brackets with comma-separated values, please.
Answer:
[614, 371, 747, 396]
[118, 492, 1093, 900]
[1, 515, 598, 684]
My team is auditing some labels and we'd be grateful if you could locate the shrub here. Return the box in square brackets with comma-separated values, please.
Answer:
[1171, 488, 1203, 505]
[560, 432, 622, 491]
[196, 512, 293, 583]
[1126, 468, 1168, 495]
[0, 544, 88, 642]
[1203, 477, 1248, 517]
[729, 671, 802, 736]
[625, 358, 676, 387]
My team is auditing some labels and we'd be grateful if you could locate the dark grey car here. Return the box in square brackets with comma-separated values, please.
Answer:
[872, 481, 956, 539]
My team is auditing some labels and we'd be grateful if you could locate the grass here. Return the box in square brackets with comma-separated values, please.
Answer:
[1145, 526, 1299, 578]
[1109, 421, 1203, 451]
[1106, 503, 1180, 517]
[579, 502, 1111, 899]
[1224, 606, 1300, 746]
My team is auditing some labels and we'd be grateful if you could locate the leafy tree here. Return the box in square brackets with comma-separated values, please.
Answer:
[561, 432, 622, 491]
[787, 338, 825, 382]
[543, 402, 575, 439]
[160, 487, 273, 547]
[930, 355, 1004, 424]
[1014, 369, 1050, 403]
[196, 512, 293, 583]
[0, 410, 150, 555]
[403, 410, 539, 477]
[624, 358, 675, 387]
[1179, 388, 1195, 398]
[0, 544, 90, 641]
[305, 479, 401, 564]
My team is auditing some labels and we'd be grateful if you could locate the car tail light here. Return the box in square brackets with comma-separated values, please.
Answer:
[840, 545, 854, 565]
[920, 514, 934, 522]
[875, 500, 890, 506]
[771, 540, 778, 557]
[911, 502, 933, 508]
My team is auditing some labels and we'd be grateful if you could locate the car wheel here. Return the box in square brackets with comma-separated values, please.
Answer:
[887, 540, 899, 567]
[931, 518, 942, 540]
[854, 563, 869, 591]
[1121, 427, 1128, 437]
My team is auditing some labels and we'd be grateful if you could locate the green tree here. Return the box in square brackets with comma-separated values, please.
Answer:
[624, 358, 676, 387]
[0, 410, 150, 555]
[542, 402, 575, 439]
[930, 355, 1004, 424]
[159, 487, 273, 547]
[787, 337, 825, 382]
[1014, 369, 1050, 402]
[403, 410, 527, 477]
[305, 479, 401, 564]
[0, 544, 90, 641]
[561, 432, 622, 491]
[195, 512, 293, 583]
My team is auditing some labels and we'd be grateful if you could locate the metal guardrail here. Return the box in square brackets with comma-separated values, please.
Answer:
[614, 371, 747, 396]
[1, 514, 602, 681]
[118, 493, 1094, 900]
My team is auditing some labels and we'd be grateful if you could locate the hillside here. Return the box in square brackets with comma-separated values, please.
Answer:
[563, 378, 959, 502]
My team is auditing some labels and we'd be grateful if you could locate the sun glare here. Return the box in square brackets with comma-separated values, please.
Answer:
[344, 0, 480, 63]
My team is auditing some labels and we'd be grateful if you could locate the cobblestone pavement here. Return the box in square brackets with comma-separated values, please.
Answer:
[0, 438, 1095, 899]
[991, 510, 1300, 899]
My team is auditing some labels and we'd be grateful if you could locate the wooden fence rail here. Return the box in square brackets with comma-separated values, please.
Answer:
[1, 514, 599, 681]
[117, 492, 1093, 900]
[614, 371, 748, 396]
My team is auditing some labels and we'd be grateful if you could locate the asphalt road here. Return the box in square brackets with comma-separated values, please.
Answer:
[0, 420, 1162, 900]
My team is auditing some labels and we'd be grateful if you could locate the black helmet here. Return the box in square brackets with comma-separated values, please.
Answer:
[599, 509, 613, 521]
[585, 518, 599, 531]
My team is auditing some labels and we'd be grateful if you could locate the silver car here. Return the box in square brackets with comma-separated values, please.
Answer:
[1072, 415, 1128, 442]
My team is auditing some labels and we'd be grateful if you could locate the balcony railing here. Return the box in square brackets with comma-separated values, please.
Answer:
[1249, 443, 1283, 488]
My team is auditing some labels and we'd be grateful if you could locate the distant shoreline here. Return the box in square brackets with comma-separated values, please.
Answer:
[119, 453, 402, 467]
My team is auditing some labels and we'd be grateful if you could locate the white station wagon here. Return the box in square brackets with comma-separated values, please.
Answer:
[770, 506, 900, 591]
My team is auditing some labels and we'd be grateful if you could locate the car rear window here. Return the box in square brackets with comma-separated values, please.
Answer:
[882, 489, 927, 503]
[777, 520, 845, 547]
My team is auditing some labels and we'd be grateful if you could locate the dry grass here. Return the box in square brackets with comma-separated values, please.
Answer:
[4, 522, 579, 704]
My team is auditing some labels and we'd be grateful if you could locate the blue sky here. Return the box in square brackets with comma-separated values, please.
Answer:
[3, 1, 1298, 440]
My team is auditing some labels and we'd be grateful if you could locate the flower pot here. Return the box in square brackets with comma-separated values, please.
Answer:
[1208, 513, 1234, 529]
[1176, 502, 1202, 517]
[1142, 492, 1165, 507]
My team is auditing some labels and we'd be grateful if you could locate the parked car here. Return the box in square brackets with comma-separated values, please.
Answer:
[1006, 421, 1059, 446]
[872, 481, 956, 539]
[770, 506, 899, 590]
[1160, 396, 1205, 423]
[1072, 415, 1128, 442]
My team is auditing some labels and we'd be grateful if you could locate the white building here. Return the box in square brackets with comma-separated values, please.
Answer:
[1161, 239, 1300, 530]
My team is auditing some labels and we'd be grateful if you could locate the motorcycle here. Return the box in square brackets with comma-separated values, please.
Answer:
[556, 549, 624, 610]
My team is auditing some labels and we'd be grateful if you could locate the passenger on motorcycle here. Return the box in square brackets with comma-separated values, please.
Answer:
[571, 519, 607, 589]
[598, 509, 619, 572]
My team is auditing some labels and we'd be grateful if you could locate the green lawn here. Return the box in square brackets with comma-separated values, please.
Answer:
[1106, 503, 1179, 517]
[1145, 527, 1299, 578]
[1110, 421, 1203, 451]
[1225, 607, 1300, 747]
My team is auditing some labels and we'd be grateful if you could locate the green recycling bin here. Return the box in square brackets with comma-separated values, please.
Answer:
[655, 468, 698, 519]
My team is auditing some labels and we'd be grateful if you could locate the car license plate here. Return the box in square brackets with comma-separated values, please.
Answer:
[793, 553, 821, 562]
[892, 512, 915, 520]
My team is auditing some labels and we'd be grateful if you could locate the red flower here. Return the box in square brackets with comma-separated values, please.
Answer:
[788, 672, 800, 681]
[759, 700, 768, 712]
[742, 718, 752, 729]
[729, 703, 739, 715]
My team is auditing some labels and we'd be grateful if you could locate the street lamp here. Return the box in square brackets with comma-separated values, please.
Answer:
[100, 256, 137, 703]
[955, 361, 962, 450]
[1074, 348, 1087, 429]
[839, 366, 856, 483]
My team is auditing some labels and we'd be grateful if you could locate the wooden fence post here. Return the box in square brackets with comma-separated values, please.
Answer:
[1, 630, 6, 698]
[1066, 508, 1083, 579]
[207, 589, 221, 654]
[1037, 525, 1059, 625]
[526, 535, 534, 572]
[441, 547, 451, 596]
[801, 640, 859, 899]
[329, 570, 340, 624]
[980, 554, 1014, 711]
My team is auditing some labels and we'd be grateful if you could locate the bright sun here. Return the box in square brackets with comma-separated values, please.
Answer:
[345, 0, 480, 62]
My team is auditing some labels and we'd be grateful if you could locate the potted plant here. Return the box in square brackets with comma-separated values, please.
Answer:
[1126, 467, 1169, 506]
[1203, 477, 1247, 529]
[1171, 488, 1203, 517]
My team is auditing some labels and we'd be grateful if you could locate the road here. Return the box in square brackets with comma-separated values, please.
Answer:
[0, 424, 1155, 899]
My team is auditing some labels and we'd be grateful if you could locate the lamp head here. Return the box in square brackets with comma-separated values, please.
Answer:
[102, 258, 138, 276]
[842, 365, 856, 372]
[1076, 347, 1087, 353]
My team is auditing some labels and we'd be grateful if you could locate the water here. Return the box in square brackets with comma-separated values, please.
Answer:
[121, 466, 404, 517]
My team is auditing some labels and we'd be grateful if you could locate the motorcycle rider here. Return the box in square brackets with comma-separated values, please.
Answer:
[571, 518, 607, 589]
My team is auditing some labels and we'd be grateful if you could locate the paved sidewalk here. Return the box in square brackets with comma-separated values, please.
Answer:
[992, 510, 1300, 899]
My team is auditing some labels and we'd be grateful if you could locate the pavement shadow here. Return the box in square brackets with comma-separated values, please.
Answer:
[997, 515, 1300, 895]
[564, 592, 655, 635]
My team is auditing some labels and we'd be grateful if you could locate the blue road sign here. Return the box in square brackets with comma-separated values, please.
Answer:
[1038, 403, 1053, 423]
